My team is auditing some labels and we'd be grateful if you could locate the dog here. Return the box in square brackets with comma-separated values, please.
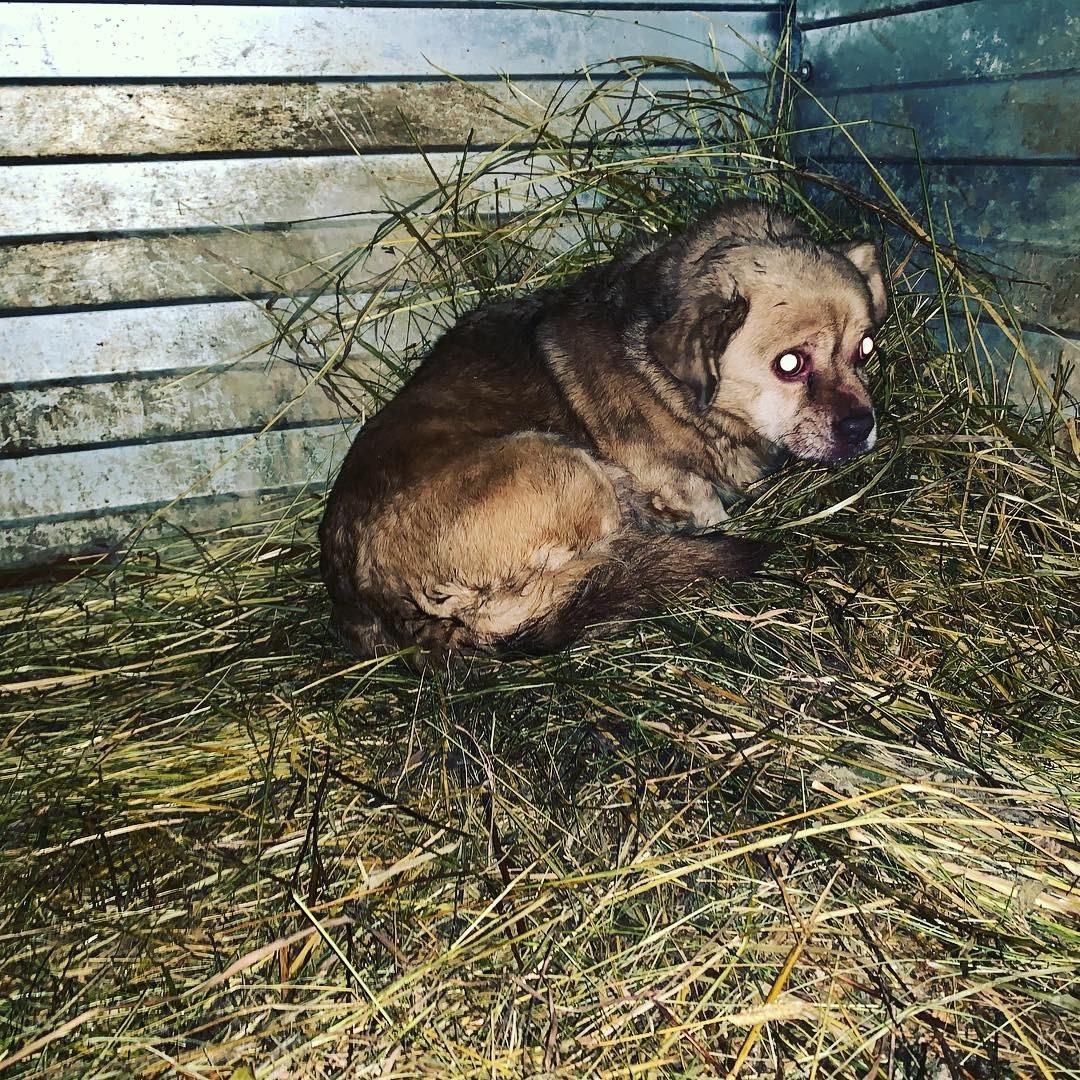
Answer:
[319, 200, 887, 660]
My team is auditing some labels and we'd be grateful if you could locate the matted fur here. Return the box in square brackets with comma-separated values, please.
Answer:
[320, 200, 888, 660]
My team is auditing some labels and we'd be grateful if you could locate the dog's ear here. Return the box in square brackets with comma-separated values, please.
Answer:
[648, 291, 749, 409]
[836, 240, 888, 323]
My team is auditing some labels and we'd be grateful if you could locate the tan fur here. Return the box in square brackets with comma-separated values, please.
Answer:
[320, 201, 888, 660]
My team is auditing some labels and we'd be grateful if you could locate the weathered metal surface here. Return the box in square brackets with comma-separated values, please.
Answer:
[0, 77, 762, 159]
[1, 491, 320, 569]
[947, 319, 1080, 406]
[819, 161, 1079, 249]
[801, 74, 1079, 162]
[0, 298, 446, 454]
[0, 211, 589, 312]
[801, 0, 1079, 90]
[797, 0, 977, 27]
[0, 366, 345, 455]
[0, 302, 276, 382]
[0, 4, 779, 79]
[0, 426, 355, 568]
[0, 71, 758, 310]
[1, 152, 516, 236]
[0, 426, 352, 524]
[0, 298, 439, 383]
[976, 244, 1080, 333]
[0, 223, 398, 310]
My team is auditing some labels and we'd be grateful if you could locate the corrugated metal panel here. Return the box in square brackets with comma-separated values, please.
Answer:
[800, 0, 1078, 86]
[0, 1, 783, 569]
[0, 77, 750, 312]
[794, 0, 1080, 385]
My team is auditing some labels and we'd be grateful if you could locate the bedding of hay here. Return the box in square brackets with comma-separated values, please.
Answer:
[1, 57, 1078, 1078]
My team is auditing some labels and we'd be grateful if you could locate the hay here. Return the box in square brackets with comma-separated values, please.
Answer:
[1, 57, 1078, 1078]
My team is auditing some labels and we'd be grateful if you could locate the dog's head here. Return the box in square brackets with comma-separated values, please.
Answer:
[648, 230, 887, 464]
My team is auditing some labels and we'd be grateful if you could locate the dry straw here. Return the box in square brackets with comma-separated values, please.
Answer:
[1, 50, 1078, 1079]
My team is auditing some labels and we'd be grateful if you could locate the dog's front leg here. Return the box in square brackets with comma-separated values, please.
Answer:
[632, 467, 730, 533]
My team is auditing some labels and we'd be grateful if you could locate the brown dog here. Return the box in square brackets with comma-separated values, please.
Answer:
[320, 201, 887, 659]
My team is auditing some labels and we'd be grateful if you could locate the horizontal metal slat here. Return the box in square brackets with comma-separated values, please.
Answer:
[958, 240, 1080, 336]
[0, 4, 778, 79]
[1, 366, 345, 456]
[0, 296, 448, 454]
[945, 317, 1079, 407]
[0, 152, 516, 236]
[0, 300, 275, 382]
[0, 221, 398, 310]
[0, 297, 425, 382]
[0, 489, 321, 571]
[0, 425, 353, 524]
[0, 76, 765, 159]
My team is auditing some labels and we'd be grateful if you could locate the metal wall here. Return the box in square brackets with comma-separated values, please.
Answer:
[793, 0, 1079, 398]
[0, 1, 784, 570]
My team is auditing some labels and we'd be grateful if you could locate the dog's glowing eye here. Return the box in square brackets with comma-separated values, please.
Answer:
[776, 352, 805, 376]
[859, 336, 875, 358]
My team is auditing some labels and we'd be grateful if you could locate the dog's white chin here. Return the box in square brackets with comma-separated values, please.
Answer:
[785, 424, 877, 464]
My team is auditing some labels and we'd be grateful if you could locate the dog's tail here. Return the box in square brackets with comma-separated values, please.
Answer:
[509, 530, 770, 654]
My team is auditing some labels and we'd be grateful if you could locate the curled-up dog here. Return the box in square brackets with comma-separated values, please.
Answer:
[320, 200, 888, 660]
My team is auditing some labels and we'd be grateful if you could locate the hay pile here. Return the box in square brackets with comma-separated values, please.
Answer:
[1, 62, 1078, 1078]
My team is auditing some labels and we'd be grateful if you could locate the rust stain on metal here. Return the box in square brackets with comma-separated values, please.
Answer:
[1015, 93, 1080, 159]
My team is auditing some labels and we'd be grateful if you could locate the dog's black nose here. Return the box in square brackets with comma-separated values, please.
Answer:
[833, 409, 875, 444]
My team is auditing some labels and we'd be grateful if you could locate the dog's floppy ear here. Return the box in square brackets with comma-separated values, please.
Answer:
[648, 291, 749, 409]
[836, 240, 888, 323]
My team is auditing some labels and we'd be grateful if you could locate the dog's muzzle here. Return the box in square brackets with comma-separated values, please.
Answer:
[833, 408, 876, 447]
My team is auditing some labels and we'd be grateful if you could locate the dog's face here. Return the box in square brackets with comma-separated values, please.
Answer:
[650, 237, 887, 464]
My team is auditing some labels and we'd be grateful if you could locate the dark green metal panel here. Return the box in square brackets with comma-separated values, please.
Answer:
[794, 0, 1080, 347]
[798, 0, 984, 26]
[800, 0, 1079, 90]
[819, 162, 1080, 250]
[803, 76, 1079, 163]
